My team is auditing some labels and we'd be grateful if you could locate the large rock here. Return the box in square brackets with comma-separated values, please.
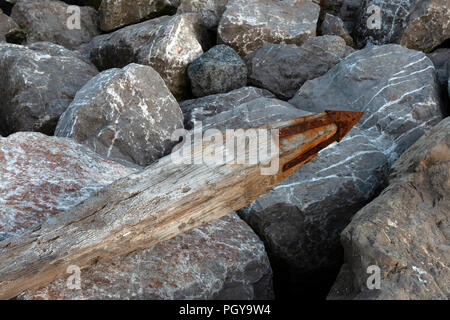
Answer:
[177, 0, 227, 29]
[0, 8, 24, 43]
[180, 86, 275, 129]
[188, 45, 247, 97]
[320, 13, 354, 46]
[329, 117, 450, 300]
[55, 63, 184, 167]
[218, 0, 320, 56]
[88, 13, 206, 99]
[0, 132, 136, 241]
[355, 0, 450, 52]
[18, 213, 274, 300]
[0, 42, 98, 136]
[11, 0, 100, 50]
[99, 0, 180, 32]
[245, 36, 350, 100]
[240, 44, 443, 298]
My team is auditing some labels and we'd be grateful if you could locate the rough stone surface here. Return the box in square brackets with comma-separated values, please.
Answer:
[329, 117, 450, 300]
[180, 86, 275, 129]
[18, 213, 274, 300]
[427, 48, 450, 87]
[245, 36, 350, 100]
[0, 132, 136, 241]
[11, 0, 100, 50]
[239, 44, 443, 297]
[320, 13, 354, 46]
[99, 0, 180, 31]
[88, 13, 206, 99]
[355, 0, 450, 53]
[188, 45, 247, 97]
[218, 0, 320, 56]
[0, 8, 24, 43]
[55, 63, 184, 167]
[178, 0, 227, 29]
[319, 0, 362, 33]
[0, 42, 98, 136]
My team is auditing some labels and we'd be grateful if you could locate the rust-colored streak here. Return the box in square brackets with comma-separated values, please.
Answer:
[280, 110, 364, 172]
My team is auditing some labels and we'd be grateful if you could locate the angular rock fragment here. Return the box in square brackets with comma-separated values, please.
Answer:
[0, 42, 98, 136]
[355, 0, 450, 52]
[245, 36, 350, 100]
[319, 0, 362, 34]
[0, 8, 24, 43]
[180, 86, 275, 129]
[99, 0, 180, 32]
[177, 0, 227, 29]
[329, 117, 450, 300]
[55, 63, 184, 167]
[88, 13, 206, 99]
[320, 13, 354, 46]
[18, 213, 274, 300]
[188, 45, 247, 97]
[218, 0, 320, 56]
[0, 132, 136, 241]
[11, 0, 100, 50]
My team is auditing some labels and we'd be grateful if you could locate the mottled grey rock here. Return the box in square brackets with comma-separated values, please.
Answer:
[0, 42, 98, 136]
[0, 132, 136, 241]
[355, 0, 450, 52]
[239, 44, 443, 297]
[177, 0, 227, 29]
[245, 36, 350, 100]
[99, 0, 180, 31]
[218, 0, 320, 56]
[11, 0, 100, 50]
[55, 63, 184, 167]
[180, 86, 275, 129]
[18, 213, 274, 300]
[201, 97, 310, 131]
[0, 8, 24, 43]
[320, 13, 354, 46]
[318, 0, 362, 33]
[329, 117, 450, 300]
[88, 13, 206, 99]
[188, 45, 247, 97]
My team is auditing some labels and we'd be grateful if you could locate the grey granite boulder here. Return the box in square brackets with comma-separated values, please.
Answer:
[11, 0, 100, 50]
[188, 45, 247, 97]
[329, 117, 450, 300]
[99, 0, 180, 31]
[88, 13, 206, 99]
[355, 0, 450, 52]
[239, 44, 443, 297]
[218, 0, 320, 56]
[55, 63, 184, 167]
[320, 13, 354, 46]
[180, 86, 275, 129]
[0, 8, 24, 43]
[245, 36, 351, 100]
[177, 0, 228, 30]
[319, 0, 362, 34]
[18, 213, 274, 300]
[0, 42, 98, 136]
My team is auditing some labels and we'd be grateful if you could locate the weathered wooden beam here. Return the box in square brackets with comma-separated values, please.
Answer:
[0, 110, 363, 299]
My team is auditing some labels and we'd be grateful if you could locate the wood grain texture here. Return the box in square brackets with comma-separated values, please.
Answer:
[0, 111, 363, 299]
